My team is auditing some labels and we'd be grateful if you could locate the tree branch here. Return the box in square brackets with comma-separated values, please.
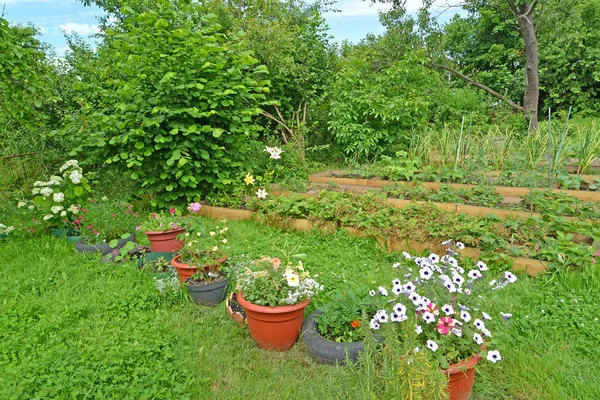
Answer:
[429, 63, 525, 113]
[261, 109, 291, 144]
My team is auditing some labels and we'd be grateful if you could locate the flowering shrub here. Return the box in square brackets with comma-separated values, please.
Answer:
[0, 223, 15, 236]
[139, 206, 192, 232]
[72, 198, 141, 243]
[237, 257, 323, 306]
[22, 159, 92, 229]
[368, 240, 516, 369]
[179, 219, 229, 272]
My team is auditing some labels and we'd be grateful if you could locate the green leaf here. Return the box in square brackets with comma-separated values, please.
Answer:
[135, 141, 144, 149]
[74, 186, 84, 197]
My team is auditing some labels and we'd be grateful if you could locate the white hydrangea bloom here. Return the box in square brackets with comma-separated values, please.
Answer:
[40, 187, 53, 197]
[60, 211, 67, 217]
[43, 214, 53, 220]
[69, 170, 83, 184]
[17, 201, 27, 208]
[32, 188, 40, 195]
[51, 206, 64, 214]
[53, 192, 65, 203]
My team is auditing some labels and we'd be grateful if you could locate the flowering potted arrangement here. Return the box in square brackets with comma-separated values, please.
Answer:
[170, 219, 228, 283]
[367, 240, 516, 400]
[236, 257, 323, 351]
[302, 289, 377, 364]
[72, 198, 141, 254]
[140, 203, 201, 252]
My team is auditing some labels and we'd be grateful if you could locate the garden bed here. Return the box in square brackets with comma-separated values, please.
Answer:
[309, 171, 600, 202]
[198, 205, 548, 276]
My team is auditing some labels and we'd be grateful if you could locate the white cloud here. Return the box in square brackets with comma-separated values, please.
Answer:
[59, 22, 100, 35]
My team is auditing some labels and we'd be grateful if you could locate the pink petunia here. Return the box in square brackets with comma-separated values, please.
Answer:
[437, 316, 456, 335]
[93, 230, 98, 235]
[81, 208, 87, 213]
[169, 208, 176, 214]
[426, 303, 440, 316]
[151, 213, 157, 219]
[172, 224, 178, 230]
[187, 202, 202, 213]
[135, 226, 141, 231]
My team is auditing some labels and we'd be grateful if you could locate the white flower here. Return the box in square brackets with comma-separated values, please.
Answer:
[43, 214, 53, 221]
[500, 312, 513, 321]
[40, 187, 53, 197]
[419, 267, 433, 280]
[477, 261, 488, 271]
[423, 312, 435, 324]
[377, 286, 388, 296]
[264, 146, 283, 159]
[428, 253, 440, 263]
[460, 310, 471, 322]
[60, 211, 67, 217]
[33, 181, 45, 187]
[403, 282, 415, 292]
[392, 286, 402, 295]
[482, 312, 492, 320]
[489, 279, 497, 286]
[456, 241, 465, 249]
[59, 159, 79, 172]
[393, 303, 406, 315]
[390, 312, 407, 322]
[69, 170, 83, 184]
[504, 271, 518, 283]
[402, 252, 412, 259]
[415, 325, 423, 334]
[212, 246, 218, 252]
[464, 288, 471, 295]
[447, 257, 458, 267]
[409, 292, 422, 305]
[414, 347, 420, 352]
[445, 281, 457, 293]
[468, 270, 482, 280]
[473, 319, 486, 330]
[222, 239, 227, 244]
[369, 290, 376, 296]
[286, 273, 300, 287]
[426, 340, 438, 352]
[487, 350, 502, 363]
[256, 188, 268, 199]
[28, 205, 35, 210]
[473, 332, 484, 345]
[32, 188, 40, 195]
[50, 206, 64, 214]
[392, 262, 401, 268]
[452, 328, 462, 336]
[17, 201, 27, 208]
[481, 328, 492, 337]
[452, 274, 465, 286]
[209, 231, 216, 236]
[442, 304, 455, 315]
[370, 319, 380, 330]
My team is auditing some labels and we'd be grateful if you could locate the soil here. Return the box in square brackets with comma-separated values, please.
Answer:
[186, 273, 227, 287]
[229, 293, 246, 317]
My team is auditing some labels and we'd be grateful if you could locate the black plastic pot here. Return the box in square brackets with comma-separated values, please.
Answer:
[302, 310, 366, 365]
[185, 277, 229, 306]
[74, 234, 136, 255]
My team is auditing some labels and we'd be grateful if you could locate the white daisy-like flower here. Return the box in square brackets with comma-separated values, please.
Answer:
[264, 146, 283, 159]
[391, 312, 407, 322]
[415, 325, 423, 334]
[428, 253, 440, 264]
[464, 288, 472, 295]
[393, 303, 406, 315]
[370, 319, 380, 330]
[378, 286, 388, 296]
[460, 310, 472, 322]
[441, 304, 455, 315]
[456, 242, 465, 249]
[392, 279, 401, 287]
[419, 267, 433, 280]
[473, 319, 486, 330]
[482, 312, 492, 320]
[392, 286, 402, 295]
[487, 350, 502, 363]
[452, 274, 465, 286]
[402, 252, 412, 259]
[426, 340, 439, 352]
[369, 290, 376, 296]
[504, 271, 518, 283]
[477, 261, 488, 271]
[256, 188, 268, 199]
[445, 282, 457, 293]
[392, 262, 401, 268]
[422, 312, 435, 324]
[409, 292, 422, 305]
[447, 257, 458, 267]
[377, 310, 389, 323]
[468, 270, 482, 280]
[473, 332, 484, 345]
[452, 328, 462, 337]
[403, 282, 415, 292]
[481, 328, 492, 337]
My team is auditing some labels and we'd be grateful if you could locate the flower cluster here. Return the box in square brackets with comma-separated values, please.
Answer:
[368, 240, 516, 368]
[264, 146, 283, 160]
[237, 257, 323, 307]
[179, 219, 229, 269]
[0, 223, 15, 236]
[140, 206, 194, 232]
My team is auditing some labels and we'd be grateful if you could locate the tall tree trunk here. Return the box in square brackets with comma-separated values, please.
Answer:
[507, 0, 540, 131]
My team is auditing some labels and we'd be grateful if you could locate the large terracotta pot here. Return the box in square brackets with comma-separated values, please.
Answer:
[144, 228, 185, 252]
[444, 355, 481, 400]
[237, 292, 310, 351]
[170, 254, 227, 283]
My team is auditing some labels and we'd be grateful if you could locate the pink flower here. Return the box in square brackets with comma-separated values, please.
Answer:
[151, 213, 157, 219]
[437, 316, 455, 335]
[87, 225, 92, 229]
[125, 210, 130, 215]
[172, 224, 178, 229]
[93, 230, 98, 235]
[169, 208, 176, 214]
[89, 199, 94, 203]
[81, 208, 87, 213]
[187, 202, 202, 213]
[426, 303, 439, 316]
[135, 226, 141, 231]
[111, 214, 115, 217]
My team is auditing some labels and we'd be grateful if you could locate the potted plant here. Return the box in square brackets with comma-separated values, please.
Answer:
[302, 290, 376, 364]
[366, 241, 516, 400]
[235, 257, 324, 351]
[140, 203, 201, 252]
[170, 219, 228, 283]
[72, 198, 140, 254]
[184, 267, 230, 307]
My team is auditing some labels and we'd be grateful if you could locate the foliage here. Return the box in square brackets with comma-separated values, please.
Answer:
[314, 290, 376, 342]
[72, 198, 141, 243]
[179, 219, 229, 269]
[138, 207, 190, 232]
[236, 257, 323, 306]
[60, 2, 271, 206]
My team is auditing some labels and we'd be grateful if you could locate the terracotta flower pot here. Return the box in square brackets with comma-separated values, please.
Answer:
[226, 292, 246, 327]
[170, 254, 227, 283]
[444, 355, 481, 400]
[237, 292, 310, 351]
[144, 228, 185, 252]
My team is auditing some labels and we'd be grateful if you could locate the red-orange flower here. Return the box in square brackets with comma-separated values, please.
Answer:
[351, 320, 361, 328]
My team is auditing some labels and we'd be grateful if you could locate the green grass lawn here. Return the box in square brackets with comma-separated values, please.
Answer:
[1, 218, 598, 399]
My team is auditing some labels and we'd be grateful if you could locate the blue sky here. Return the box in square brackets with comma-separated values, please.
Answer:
[3, 0, 462, 56]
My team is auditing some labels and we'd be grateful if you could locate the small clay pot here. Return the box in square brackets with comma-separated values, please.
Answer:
[144, 228, 185, 252]
[226, 292, 246, 326]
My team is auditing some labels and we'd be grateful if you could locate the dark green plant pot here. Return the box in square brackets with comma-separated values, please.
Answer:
[53, 228, 81, 243]
[185, 277, 229, 307]
[74, 234, 137, 255]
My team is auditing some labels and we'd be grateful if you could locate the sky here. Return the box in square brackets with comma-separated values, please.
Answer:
[2, 0, 463, 56]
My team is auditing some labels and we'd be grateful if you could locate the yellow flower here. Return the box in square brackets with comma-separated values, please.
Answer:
[244, 173, 255, 185]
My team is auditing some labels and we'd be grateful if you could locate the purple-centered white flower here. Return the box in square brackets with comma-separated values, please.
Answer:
[391, 313, 407, 322]
[393, 303, 407, 316]
[456, 241, 465, 250]
[426, 340, 439, 352]
[392, 262, 401, 268]
[402, 252, 412, 259]
[392, 279, 401, 287]
[504, 271, 518, 283]
[429, 253, 440, 264]
[460, 310, 472, 322]
[487, 350, 502, 363]
[482, 312, 492, 320]
[481, 328, 492, 337]
[369, 290, 376, 296]
[500, 312, 513, 321]
[445, 281, 457, 293]
[452, 274, 465, 286]
[489, 279, 497, 286]
[473, 319, 486, 330]
[378, 311, 389, 323]
[452, 328, 462, 337]
[473, 332, 484, 345]
[468, 270, 483, 280]
[403, 282, 416, 292]
[420, 267, 433, 280]
[477, 261, 488, 271]
[464, 288, 472, 295]
[378, 286, 388, 296]
[423, 312, 436, 324]
[370, 319, 380, 330]
[409, 292, 422, 305]
[442, 304, 455, 315]
[392, 286, 402, 295]
[447, 257, 458, 267]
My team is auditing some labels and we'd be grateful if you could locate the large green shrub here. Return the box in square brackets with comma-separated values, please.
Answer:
[62, 2, 271, 206]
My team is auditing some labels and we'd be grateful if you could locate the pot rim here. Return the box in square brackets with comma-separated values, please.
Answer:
[237, 291, 311, 314]
[444, 354, 481, 374]
[144, 228, 186, 235]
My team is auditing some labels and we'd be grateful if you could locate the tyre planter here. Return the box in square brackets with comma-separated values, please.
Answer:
[170, 254, 227, 283]
[226, 292, 246, 326]
[302, 310, 364, 365]
[74, 234, 136, 255]
[144, 228, 185, 252]
[444, 355, 480, 400]
[185, 277, 229, 306]
[237, 292, 310, 351]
